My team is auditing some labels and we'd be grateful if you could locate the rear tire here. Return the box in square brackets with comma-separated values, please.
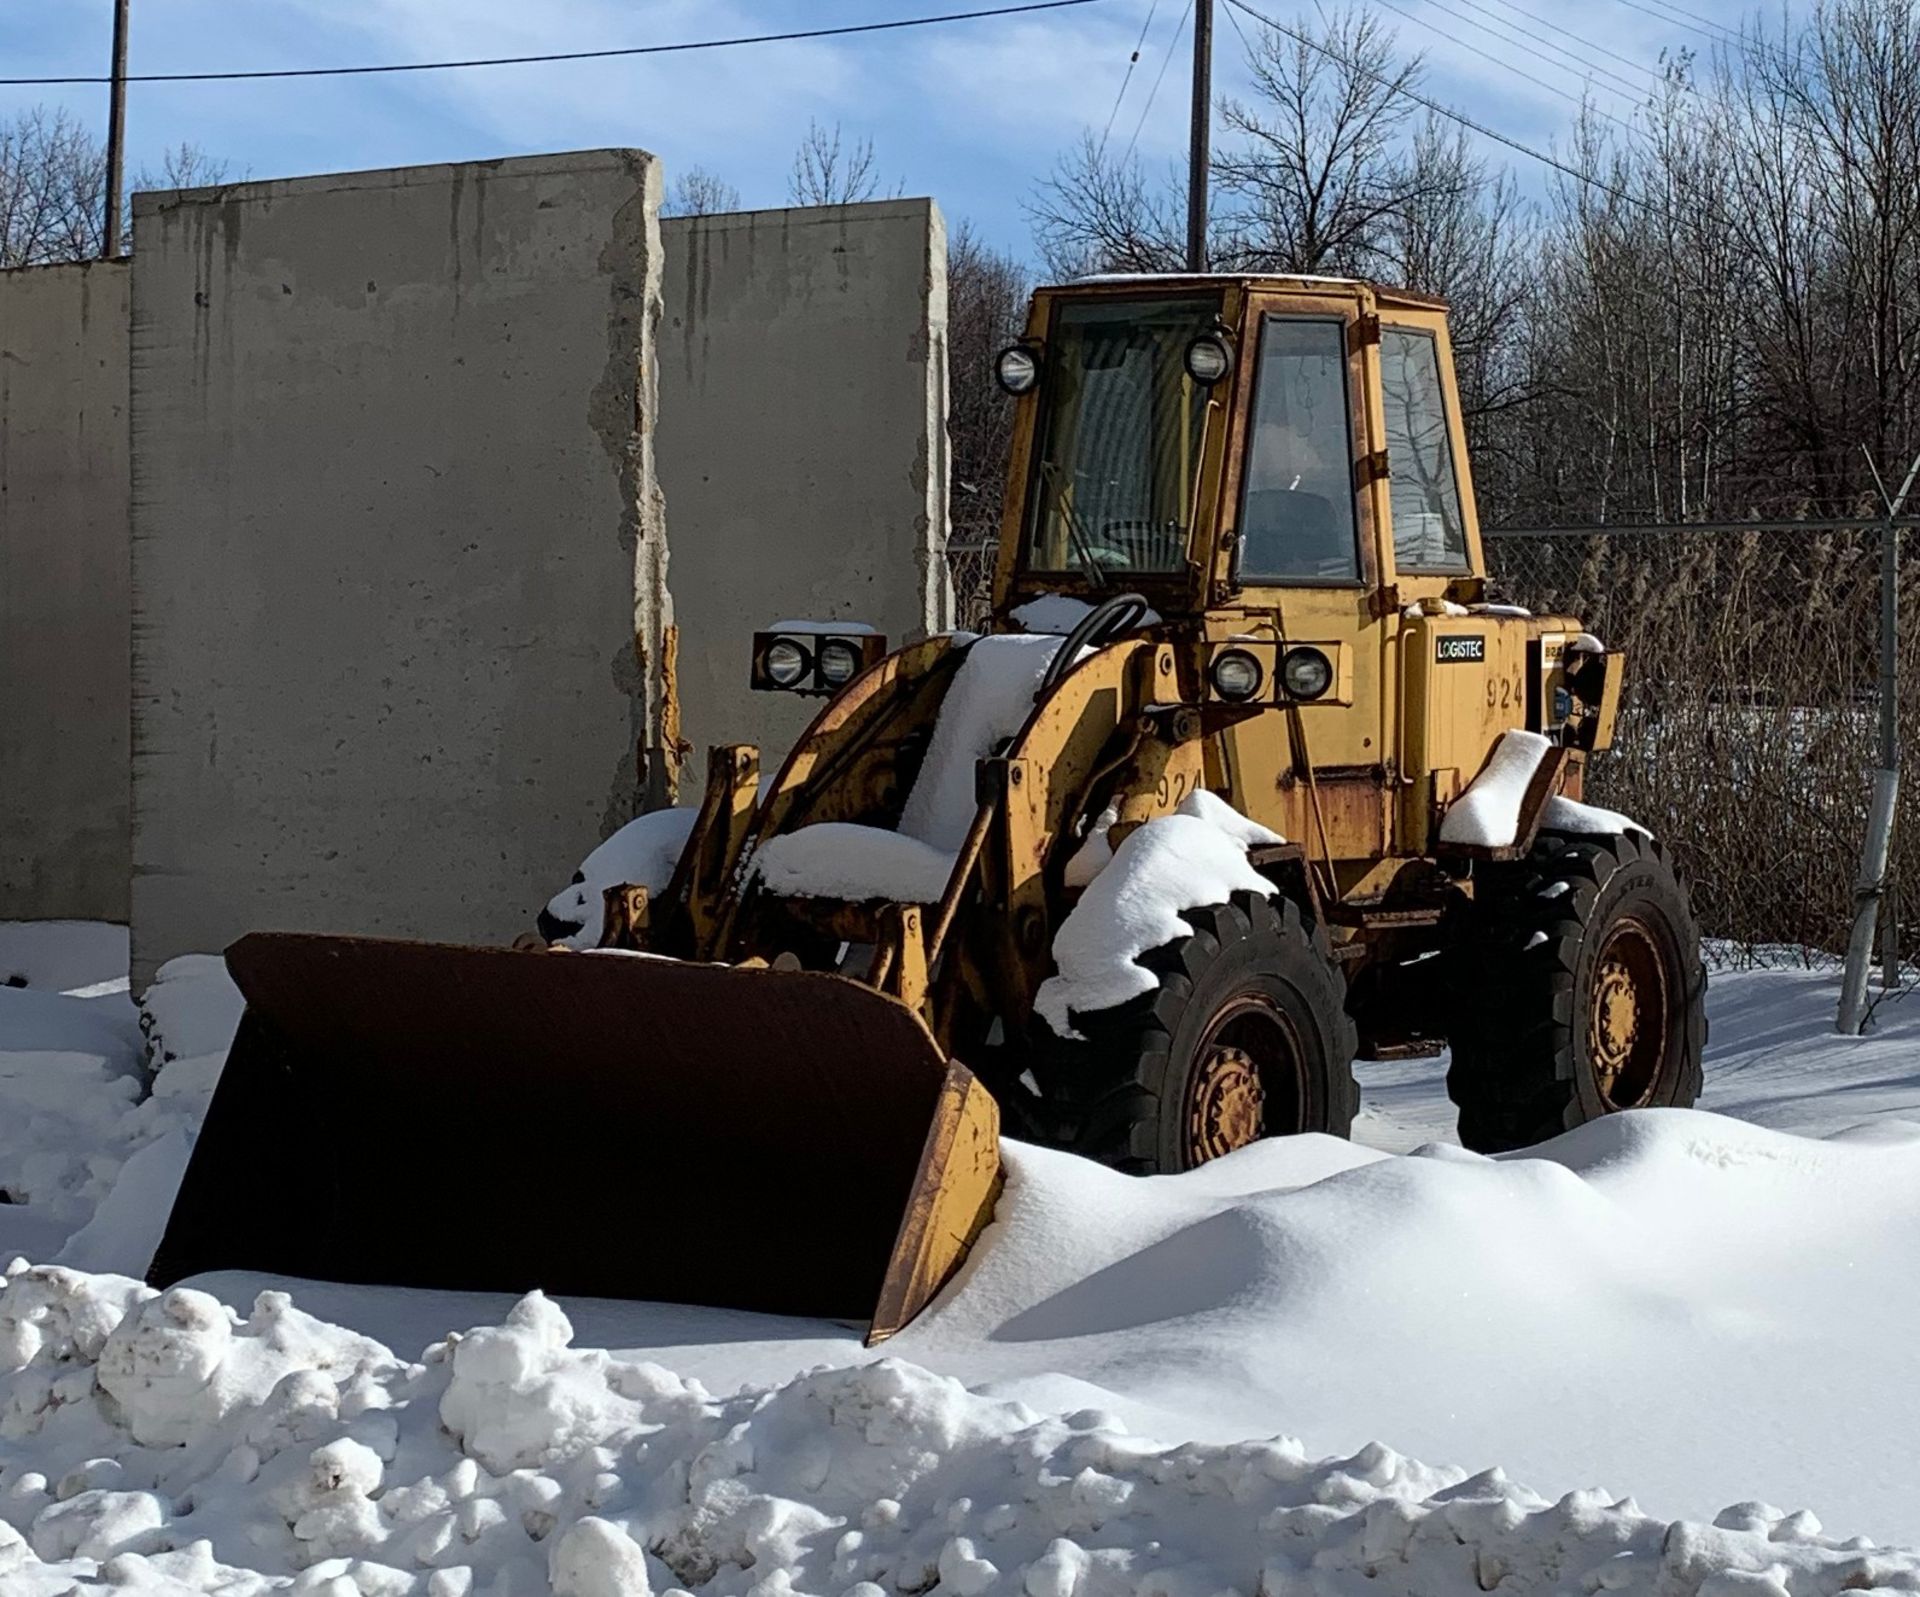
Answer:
[1030, 891, 1359, 1174]
[1447, 830, 1706, 1153]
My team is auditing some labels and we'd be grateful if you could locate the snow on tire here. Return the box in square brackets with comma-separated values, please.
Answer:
[1032, 891, 1359, 1174]
[1447, 829, 1707, 1154]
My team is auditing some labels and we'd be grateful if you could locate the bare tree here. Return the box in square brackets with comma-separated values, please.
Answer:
[1026, 133, 1186, 278]
[788, 119, 894, 206]
[0, 107, 107, 266]
[664, 166, 741, 218]
[1213, 7, 1432, 273]
[0, 108, 231, 267]
[946, 223, 1033, 552]
[138, 142, 232, 192]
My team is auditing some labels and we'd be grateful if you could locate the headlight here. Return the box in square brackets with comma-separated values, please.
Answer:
[996, 343, 1040, 395]
[1281, 646, 1333, 700]
[765, 638, 810, 688]
[1211, 648, 1264, 702]
[817, 639, 862, 686]
[1185, 332, 1233, 386]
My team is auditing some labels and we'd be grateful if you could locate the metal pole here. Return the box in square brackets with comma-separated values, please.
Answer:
[102, 0, 130, 258]
[1187, 0, 1212, 272]
[1838, 448, 1920, 1033]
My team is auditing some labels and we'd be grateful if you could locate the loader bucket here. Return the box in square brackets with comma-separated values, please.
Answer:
[148, 933, 1001, 1343]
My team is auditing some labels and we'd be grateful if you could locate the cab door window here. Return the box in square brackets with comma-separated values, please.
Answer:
[1237, 317, 1361, 584]
[1380, 328, 1469, 573]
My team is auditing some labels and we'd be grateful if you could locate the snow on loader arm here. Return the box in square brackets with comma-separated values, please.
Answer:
[147, 933, 1001, 1344]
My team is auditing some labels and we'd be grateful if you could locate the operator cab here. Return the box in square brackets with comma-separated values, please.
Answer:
[992, 273, 1486, 618]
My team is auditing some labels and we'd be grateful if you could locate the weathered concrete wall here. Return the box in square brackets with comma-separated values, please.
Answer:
[658, 200, 949, 770]
[0, 260, 132, 924]
[129, 151, 668, 981]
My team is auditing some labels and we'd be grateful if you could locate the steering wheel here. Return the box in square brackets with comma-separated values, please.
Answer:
[1040, 591, 1153, 695]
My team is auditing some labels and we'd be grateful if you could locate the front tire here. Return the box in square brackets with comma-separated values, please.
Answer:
[1448, 830, 1706, 1153]
[1031, 892, 1359, 1174]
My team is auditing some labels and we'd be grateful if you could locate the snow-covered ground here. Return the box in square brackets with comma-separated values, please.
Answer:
[3, 924, 1920, 1595]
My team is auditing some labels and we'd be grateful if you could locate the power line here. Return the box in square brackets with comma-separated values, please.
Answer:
[1364, 0, 1646, 130]
[1122, 0, 1195, 164]
[1222, 0, 1646, 209]
[1443, 0, 1656, 100]
[1645, 0, 1747, 43]
[0, 0, 1114, 87]
[1606, 0, 1741, 50]
[1099, 0, 1165, 156]
[1479, 0, 1674, 90]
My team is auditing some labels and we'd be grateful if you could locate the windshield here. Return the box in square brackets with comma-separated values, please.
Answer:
[1023, 295, 1219, 577]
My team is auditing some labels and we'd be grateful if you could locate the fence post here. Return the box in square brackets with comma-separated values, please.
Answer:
[1839, 451, 1920, 1034]
[1881, 869, 1900, 988]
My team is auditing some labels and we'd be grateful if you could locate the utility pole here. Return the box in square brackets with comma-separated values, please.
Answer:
[103, 0, 130, 258]
[1187, 0, 1212, 272]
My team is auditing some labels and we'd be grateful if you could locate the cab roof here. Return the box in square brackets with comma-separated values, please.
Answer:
[1060, 271, 1450, 313]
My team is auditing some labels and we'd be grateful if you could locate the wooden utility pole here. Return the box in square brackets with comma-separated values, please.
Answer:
[103, 0, 130, 258]
[1187, 0, 1212, 272]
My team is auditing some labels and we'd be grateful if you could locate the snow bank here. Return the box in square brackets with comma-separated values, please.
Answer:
[1, 1262, 1913, 1597]
[543, 809, 700, 950]
[1035, 791, 1281, 1035]
[0, 951, 231, 1279]
[0, 923, 128, 996]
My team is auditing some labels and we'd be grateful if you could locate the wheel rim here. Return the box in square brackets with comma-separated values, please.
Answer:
[1183, 995, 1307, 1165]
[1587, 915, 1672, 1109]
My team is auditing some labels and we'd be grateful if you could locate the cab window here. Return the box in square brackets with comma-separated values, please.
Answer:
[1381, 328, 1469, 573]
[1236, 317, 1360, 584]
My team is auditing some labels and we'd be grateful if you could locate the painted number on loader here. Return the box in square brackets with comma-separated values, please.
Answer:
[1156, 770, 1193, 808]
[1486, 675, 1525, 711]
[1435, 635, 1486, 663]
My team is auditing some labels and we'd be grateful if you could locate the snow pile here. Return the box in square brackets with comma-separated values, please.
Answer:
[1035, 790, 1281, 1034]
[138, 957, 244, 1067]
[751, 635, 1069, 903]
[1542, 794, 1649, 836]
[0, 954, 235, 1278]
[1438, 729, 1553, 848]
[2, 1262, 1915, 1597]
[899, 634, 1064, 852]
[542, 809, 700, 950]
[1440, 730, 1651, 848]
[753, 824, 957, 904]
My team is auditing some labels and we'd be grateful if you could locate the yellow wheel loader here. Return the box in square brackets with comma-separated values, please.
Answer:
[152, 275, 1704, 1341]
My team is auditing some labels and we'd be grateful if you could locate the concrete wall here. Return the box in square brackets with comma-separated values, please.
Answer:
[0, 260, 132, 924]
[129, 151, 668, 981]
[658, 201, 949, 770]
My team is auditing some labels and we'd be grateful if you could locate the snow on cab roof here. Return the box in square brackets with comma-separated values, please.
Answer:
[1073, 270, 1363, 285]
[1064, 271, 1450, 308]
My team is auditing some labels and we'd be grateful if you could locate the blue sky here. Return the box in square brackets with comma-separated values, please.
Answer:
[3, 0, 1792, 262]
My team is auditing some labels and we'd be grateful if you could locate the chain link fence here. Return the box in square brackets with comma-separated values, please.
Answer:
[1488, 525, 1910, 971]
[946, 544, 1000, 632]
[944, 526, 1910, 970]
